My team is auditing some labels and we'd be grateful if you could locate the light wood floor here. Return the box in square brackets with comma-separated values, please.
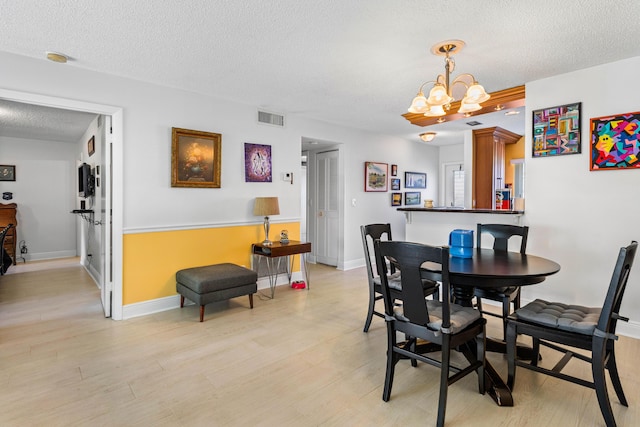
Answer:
[1, 259, 638, 426]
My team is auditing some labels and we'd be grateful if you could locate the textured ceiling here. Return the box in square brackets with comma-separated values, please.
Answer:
[0, 99, 97, 142]
[0, 1, 639, 145]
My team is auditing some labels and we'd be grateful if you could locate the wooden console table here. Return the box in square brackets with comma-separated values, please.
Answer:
[0, 203, 17, 265]
[251, 240, 311, 298]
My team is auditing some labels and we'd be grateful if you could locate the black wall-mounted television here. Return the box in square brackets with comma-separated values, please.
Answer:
[78, 163, 94, 198]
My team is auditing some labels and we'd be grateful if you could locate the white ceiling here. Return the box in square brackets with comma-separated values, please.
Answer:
[0, 1, 639, 146]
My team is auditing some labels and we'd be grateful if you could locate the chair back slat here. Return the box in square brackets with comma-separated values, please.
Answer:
[375, 240, 450, 328]
[361, 224, 394, 279]
[597, 241, 638, 335]
[477, 223, 528, 254]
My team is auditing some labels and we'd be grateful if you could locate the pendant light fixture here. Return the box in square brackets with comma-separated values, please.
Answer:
[408, 40, 490, 117]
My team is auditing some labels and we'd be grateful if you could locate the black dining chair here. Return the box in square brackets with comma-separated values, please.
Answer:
[474, 223, 529, 339]
[506, 241, 637, 427]
[375, 240, 486, 427]
[360, 224, 438, 332]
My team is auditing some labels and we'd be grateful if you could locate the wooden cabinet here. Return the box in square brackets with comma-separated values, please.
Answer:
[0, 203, 17, 265]
[472, 127, 521, 209]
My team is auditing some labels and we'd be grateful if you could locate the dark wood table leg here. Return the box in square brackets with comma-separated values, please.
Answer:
[459, 342, 513, 407]
[454, 287, 514, 406]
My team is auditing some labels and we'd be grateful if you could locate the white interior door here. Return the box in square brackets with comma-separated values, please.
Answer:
[443, 163, 465, 207]
[315, 150, 338, 266]
[101, 115, 113, 317]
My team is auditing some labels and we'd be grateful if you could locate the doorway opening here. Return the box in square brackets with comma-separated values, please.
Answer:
[0, 88, 124, 319]
[301, 137, 343, 269]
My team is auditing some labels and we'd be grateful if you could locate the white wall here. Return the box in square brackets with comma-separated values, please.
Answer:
[0, 135, 77, 260]
[0, 51, 434, 274]
[523, 56, 640, 337]
[340, 136, 439, 269]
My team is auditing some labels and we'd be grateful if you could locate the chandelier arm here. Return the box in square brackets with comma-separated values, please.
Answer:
[416, 80, 439, 94]
[450, 79, 470, 91]
[452, 73, 478, 85]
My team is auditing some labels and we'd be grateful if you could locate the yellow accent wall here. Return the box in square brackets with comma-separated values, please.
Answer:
[504, 136, 525, 187]
[123, 222, 300, 305]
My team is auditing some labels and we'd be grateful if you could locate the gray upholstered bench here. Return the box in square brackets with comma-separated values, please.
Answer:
[176, 263, 258, 322]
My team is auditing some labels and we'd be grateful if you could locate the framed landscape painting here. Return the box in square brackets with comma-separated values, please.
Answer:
[364, 161, 388, 192]
[532, 102, 581, 157]
[590, 111, 640, 170]
[404, 191, 421, 206]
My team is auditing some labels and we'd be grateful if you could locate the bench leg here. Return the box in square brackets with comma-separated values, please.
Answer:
[180, 295, 185, 308]
[199, 305, 205, 322]
[249, 293, 254, 309]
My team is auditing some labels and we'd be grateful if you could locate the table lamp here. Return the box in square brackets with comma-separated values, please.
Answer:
[253, 197, 280, 245]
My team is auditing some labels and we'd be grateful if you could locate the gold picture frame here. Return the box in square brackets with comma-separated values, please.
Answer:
[171, 127, 221, 188]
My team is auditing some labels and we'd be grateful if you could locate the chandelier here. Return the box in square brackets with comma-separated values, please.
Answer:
[408, 40, 490, 117]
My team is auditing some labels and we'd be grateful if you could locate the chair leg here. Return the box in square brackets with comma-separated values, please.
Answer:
[606, 346, 628, 407]
[477, 330, 486, 394]
[249, 293, 254, 309]
[437, 335, 451, 427]
[382, 323, 398, 402]
[501, 296, 510, 340]
[199, 305, 205, 322]
[506, 321, 517, 390]
[592, 337, 618, 427]
[363, 288, 376, 332]
[531, 337, 541, 367]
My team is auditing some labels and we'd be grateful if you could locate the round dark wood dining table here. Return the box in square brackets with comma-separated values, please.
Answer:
[422, 247, 561, 406]
[447, 248, 561, 304]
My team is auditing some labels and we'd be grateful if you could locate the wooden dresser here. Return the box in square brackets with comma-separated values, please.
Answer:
[0, 203, 17, 265]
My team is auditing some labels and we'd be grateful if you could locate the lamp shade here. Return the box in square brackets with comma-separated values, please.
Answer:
[408, 92, 429, 114]
[458, 101, 482, 114]
[423, 104, 446, 117]
[253, 197, 280, 216]
[426, 83, 453, 106]
[464, 83, 490, 104]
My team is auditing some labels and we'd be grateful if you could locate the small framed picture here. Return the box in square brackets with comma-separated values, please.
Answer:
[391, 164, 398, 176]
[391, 192, 402, 206]
[390, 178, 400, 190]
[405, 171, 426, 189]
[244, 143, 272, 182]
[0, 165, 16, 181]
[404, 191, 421, 206]
[87, 136, 95, 156]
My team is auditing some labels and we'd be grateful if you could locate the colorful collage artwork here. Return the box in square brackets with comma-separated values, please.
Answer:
[590, 112, 640, 170]
[532, 102, 581, 157]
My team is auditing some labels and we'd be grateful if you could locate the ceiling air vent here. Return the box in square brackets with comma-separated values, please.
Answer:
[257, 110, 285, 127]
[466, 120, 483, 126]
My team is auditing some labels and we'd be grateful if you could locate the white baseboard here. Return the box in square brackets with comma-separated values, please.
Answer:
[123, 294, 181, 319]
[122, 272, 306, 319]
[25, 250, 77, 261]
